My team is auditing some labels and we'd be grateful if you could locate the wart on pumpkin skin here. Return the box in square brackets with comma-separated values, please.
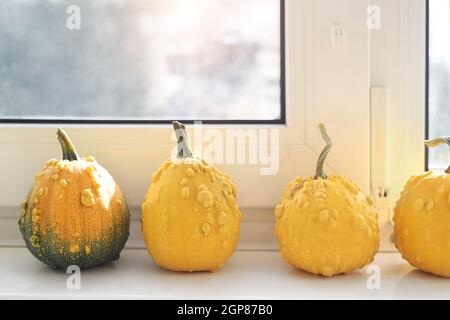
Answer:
[197, 190, 213, 208]
[81, 189, 96, 207]
[186, 168, 195, 177]
[181, 187, 190, 199]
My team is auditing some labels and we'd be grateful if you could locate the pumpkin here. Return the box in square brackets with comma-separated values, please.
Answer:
[275, 124, 380, 276]
[18, 129, 130, 270]
[393, 136, 450, 277]
[141, 121, 241, 272]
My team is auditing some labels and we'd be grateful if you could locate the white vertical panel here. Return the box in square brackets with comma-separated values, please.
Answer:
[370, 86, 390, 196]
[305, 0, 371, 191]
[370, 0, 426, 200]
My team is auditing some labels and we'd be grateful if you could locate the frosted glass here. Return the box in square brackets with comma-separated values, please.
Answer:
[429, 0, 450, 169]
[0, 0, 282, 121]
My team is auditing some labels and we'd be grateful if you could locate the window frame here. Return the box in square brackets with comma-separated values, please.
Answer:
[0, 0, 286, 125]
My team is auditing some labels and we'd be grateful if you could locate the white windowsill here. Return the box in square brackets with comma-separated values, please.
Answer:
[0, 248, 448, 300]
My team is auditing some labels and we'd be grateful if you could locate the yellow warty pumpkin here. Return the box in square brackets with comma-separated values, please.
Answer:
[275, 124, 380, 277]
[394, 136, 450, 277]
[18, 129, 130, 270]
[141, 121, 242, 272]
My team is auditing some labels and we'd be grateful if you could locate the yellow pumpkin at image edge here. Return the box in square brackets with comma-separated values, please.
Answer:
[141, 121, 242, 272]
[275, 124, 380, 277]
[394, 136, 450, 278]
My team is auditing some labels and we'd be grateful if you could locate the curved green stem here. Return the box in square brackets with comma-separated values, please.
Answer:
[56, 128, 79, 161]
[314, 123, 333, 179]
[425, 136, 450, 173]
[172, 121, 193, 158]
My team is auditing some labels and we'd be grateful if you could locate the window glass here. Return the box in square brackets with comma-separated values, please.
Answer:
[428, 0, 450, 169]
[0, 0, 283, 122]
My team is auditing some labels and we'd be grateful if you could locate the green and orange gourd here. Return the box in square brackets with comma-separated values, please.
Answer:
[18, 129, 130, 269]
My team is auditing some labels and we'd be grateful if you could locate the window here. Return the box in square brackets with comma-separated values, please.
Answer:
[428, 0, 450, 169]
[0, 0, 284, 124]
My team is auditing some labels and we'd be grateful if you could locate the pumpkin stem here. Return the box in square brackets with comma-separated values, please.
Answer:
[172, 121, 193, 158]
[314, 123, 333, 179]
[56, 128, 79, 161]
[425, 136, 450, 173]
